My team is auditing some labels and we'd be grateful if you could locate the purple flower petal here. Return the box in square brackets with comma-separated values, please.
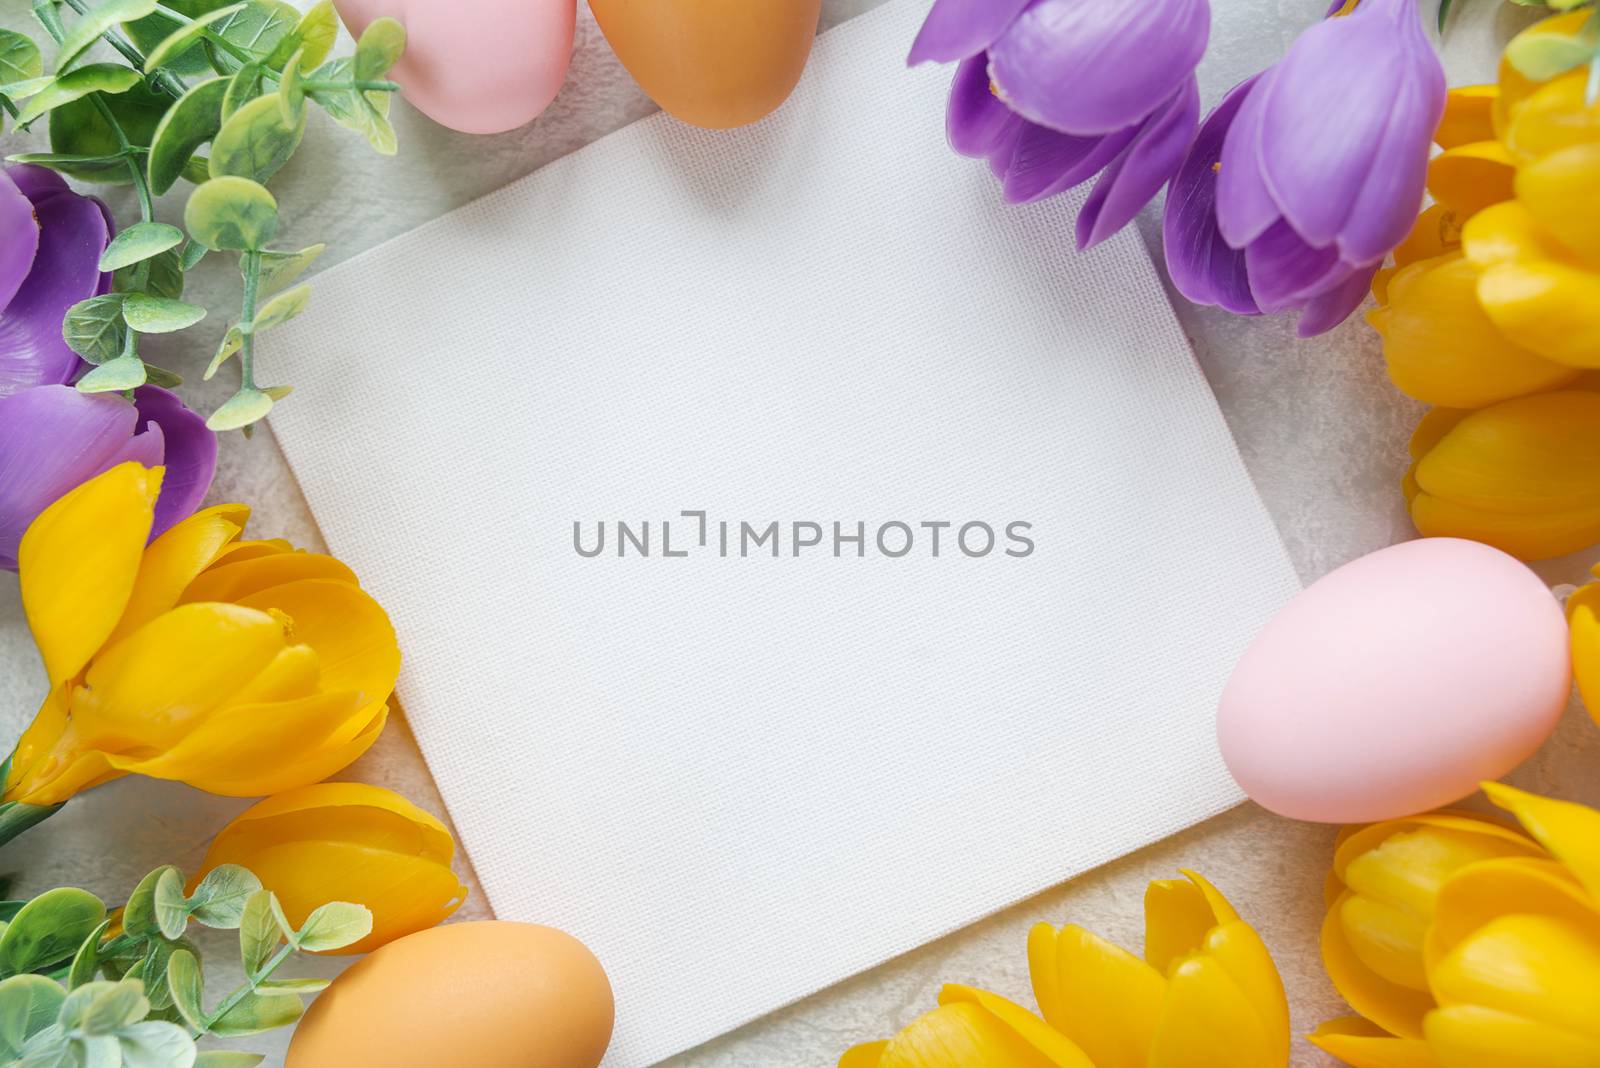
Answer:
[0, 171, 40, 314]
[1163, 77, 1260, 315]
[1256, 0, 1441, 252]
[1297, 263, 1378, 336]
[0, 189, 108, 397]
[947, 54, 1019, 160]
[4, 164, 69, 203]
[1243, 220, 1347, 313]
[0, 386, 147, 568]
[1076, 77, 1199, 250]
[908, 0, 1032, 65]
[989, 0, 1210, 136]
[1215, 69, 1281, 250]
[1001, 121, 1130, 204]
[133, 385, 217, 538]
[1335, 34, 1445, 262]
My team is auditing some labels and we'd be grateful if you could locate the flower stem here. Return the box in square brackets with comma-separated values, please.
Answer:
[0, 799, 64, 851]
[199, 941, 294, 1034]
[238, 249, 261, 392]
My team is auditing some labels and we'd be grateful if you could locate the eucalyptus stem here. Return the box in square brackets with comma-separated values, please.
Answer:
[198, 940, 293, 1034]
[0, 799, 63, 851]
[237, 249, 261, 391]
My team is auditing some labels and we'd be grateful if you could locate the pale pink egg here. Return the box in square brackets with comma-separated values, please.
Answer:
[334, 0, 575, 134]
[1218, 538, 1570, 823]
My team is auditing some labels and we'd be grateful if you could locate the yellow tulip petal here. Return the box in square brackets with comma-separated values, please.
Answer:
[1411, 490, 1600, 560]
[1567, 583, 1600, 728]
[1426, 857, 1598, 972]
[1435, 85, 1497, 150]
[1504, 71, 1600, 166]
[1029, 925, 1162, 1068]
[1309, 1017, 1438, 1068]
[876, 1002, 1067, 1068]
[109, 689, 376, 795]
[181, 705, 388, 798]
[0, 684, 70, 800]
[181, 550, 358, 604]
[1461, 201, 1574, 269]
[74, 602, 289, 748]
[1147, 953, 1277, 1068]
[1179, 871, 1240, 926]
[234, 579, 398, 701]
[1413, 390, 1600, 512]
[212, 781, 455, 862]
[1322, 892, 1436, 1040]
[1427, 142, 1516, 220]
[1425, 1006, 1600, 1068]
[1478, 260, 1600, 368]
[840, 1041, 888, 1068]
[1482, 782, 1600, 904]
[1431, 915, 1600, 1039]
[1396, 206, 1464, 271]
[1342, 822, 1541, 920]
[938, 986, 1095, 1068]
[1145, 877, 1219, 973]
[18, 463, 162, 687]
[1408, 410, 1473, 462]
[209, 538, 292, 566]
[1518, 143, 1600, 267]
[1373, 253, 1578, 408]
[1202, 922, 1289, 1059]
[105, 505, 247, 648]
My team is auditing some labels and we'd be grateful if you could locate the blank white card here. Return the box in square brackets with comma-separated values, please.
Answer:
[267, 2, 1300, 1063]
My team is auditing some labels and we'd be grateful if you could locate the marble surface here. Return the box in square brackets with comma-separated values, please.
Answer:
[3, 0, 1598, 1065]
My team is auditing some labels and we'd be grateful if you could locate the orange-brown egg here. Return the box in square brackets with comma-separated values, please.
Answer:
[286, 922, 613, 1068]
[589, 0, 823, 129]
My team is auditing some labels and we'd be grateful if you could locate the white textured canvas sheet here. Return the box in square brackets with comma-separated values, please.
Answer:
[266, 2, 1300, 1063]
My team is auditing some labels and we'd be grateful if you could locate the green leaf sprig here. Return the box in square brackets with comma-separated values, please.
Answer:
[0, 864, 371, 1067]
[2, 0, 407, 432]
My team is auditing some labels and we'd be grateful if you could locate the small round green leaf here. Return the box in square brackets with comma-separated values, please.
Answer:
[0, 975, 65, 1058]
[195, 1052, 265, 1068]
[353, 16, 405, 81]
[206, 388, 275, 431]
[15, 64, 141, 126]
[76, 355, 148, 393]
[0, 889, 106, 978]
[47, 81, 166, 183]
[124, 0, 241, 78]
[252, 283, 308, 334]
[0, 30, 43, 86]
[221, 61, 262, 121]
[115, 1020, 194, 1067]
[208, 990, 302, 1038]
[122, 294, 207, 333]
[277, 47, 305, 124]
[151, 867, 191, 940]
[257, 243, 322, 295]
[61, 294, 128, 364]
[64, 919, 109, 992]
[210, 0, 299, 68]
[235, 891, 281, 977]
[184, 176, 278, 251]
[1505, 30, 1596, 82]
[79, 978, 148, 1035]
[204, 325, 242, 380]
[147, 76, 228, 195]
[164, 949, 204, 1031]
[99, 222, 184, 272]
[187, 866, 262, 930]
[291, 1, 338, 68]
[209, 92, 305, 183]
[292, 902, 371, 953]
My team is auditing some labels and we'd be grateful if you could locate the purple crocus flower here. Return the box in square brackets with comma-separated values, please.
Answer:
[1164, 0, 1445, 335]
[909, 0, 1208, 250]
[1, 164, 114, 395]
[0, 385, 217, 569]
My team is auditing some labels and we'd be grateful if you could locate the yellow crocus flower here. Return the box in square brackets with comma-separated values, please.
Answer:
[192, 783, 467, 955]
[1319, 812, 1541, 1039]
[3, 463, 398, 806]
[1405, 390, 1600, 560]
[841, 872, 1288, 1068]
[1314, 785, 1600, 1068]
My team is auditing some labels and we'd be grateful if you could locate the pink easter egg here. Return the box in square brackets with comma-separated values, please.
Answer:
[334, 0, 575, 134]
[1218, 538, 1570, 823]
